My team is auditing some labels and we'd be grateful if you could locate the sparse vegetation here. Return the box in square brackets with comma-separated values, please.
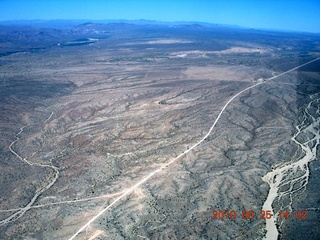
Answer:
[0, 21, 319, 239]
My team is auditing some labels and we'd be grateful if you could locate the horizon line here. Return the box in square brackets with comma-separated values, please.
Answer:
[0, 19, 319, 34]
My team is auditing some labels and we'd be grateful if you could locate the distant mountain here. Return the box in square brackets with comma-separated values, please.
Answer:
[0, 19, 318, 57]
[0, 19, 241, 30]
[72, 22, 106, 33]
[71, 22, 139, 34]
[1, 19, 319, 35]
[0, 20, 84, 29]
[170, 24, 206, 30]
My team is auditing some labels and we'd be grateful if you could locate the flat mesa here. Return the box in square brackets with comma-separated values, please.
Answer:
[0, 20, 319, 240]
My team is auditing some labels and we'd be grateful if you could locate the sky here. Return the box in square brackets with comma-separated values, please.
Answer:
[0, 0, 319, 33]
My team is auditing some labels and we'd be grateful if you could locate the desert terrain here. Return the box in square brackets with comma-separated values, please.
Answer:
[0, 22, 319, 239]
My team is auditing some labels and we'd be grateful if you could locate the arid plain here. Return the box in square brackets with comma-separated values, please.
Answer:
[0, 22, 320, 239]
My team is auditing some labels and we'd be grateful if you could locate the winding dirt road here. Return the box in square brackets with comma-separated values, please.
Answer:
[0, 109, 59, 226]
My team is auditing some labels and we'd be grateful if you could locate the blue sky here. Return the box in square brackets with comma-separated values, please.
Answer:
[0, 0, 319, 33]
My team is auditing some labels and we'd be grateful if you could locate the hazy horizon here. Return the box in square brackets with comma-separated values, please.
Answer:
[0, 0, 319, 33]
